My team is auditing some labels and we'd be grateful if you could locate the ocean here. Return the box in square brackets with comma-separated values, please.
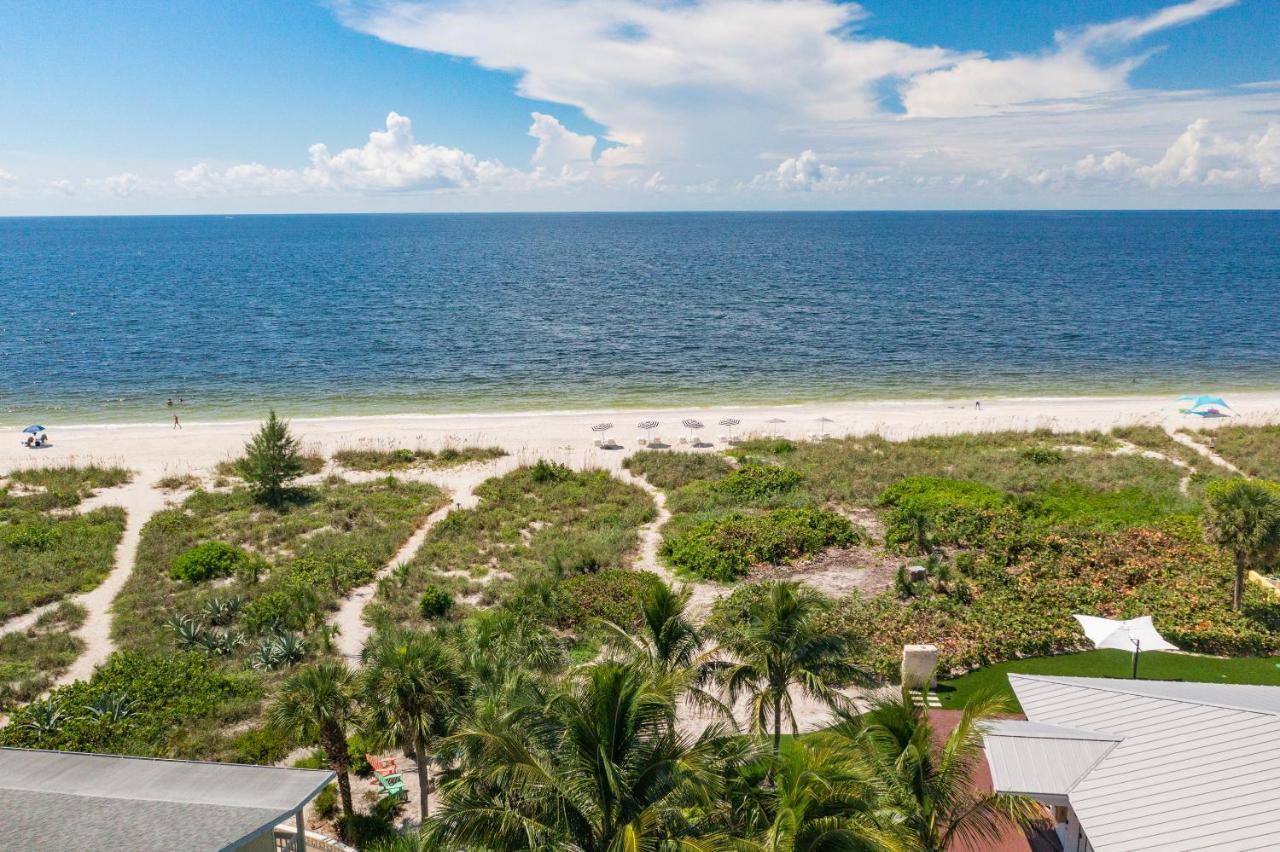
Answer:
[1, 211, 1277, 425]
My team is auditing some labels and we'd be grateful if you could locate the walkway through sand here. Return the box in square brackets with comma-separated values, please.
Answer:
[56, 480, 171, 686]
[1165, 428, 1244, 475]
[615, 469, 724, 617]
[329, 458, 516, 665]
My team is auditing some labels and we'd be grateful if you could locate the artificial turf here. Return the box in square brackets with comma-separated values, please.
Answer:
[935, 650, 1280, 711]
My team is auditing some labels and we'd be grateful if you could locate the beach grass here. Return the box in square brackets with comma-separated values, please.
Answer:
[1197, 423, 1280, 479]
[622, 450, 731, 490]
[331, 443, 506, 472]
[935, 650, 1280, 711]
[0, 506, 127, 621]
[113, 476, 446, 655]
[369, 464, 655, 628]
[1, 464, 133, 510]
[214, 449, 326, 480]
[0, 602, 86, 709]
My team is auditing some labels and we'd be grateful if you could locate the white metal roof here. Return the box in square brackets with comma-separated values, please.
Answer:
[0, 748, 334, 851]
[1005, 675, 1280, 851]
[982, 720, 1121, 797]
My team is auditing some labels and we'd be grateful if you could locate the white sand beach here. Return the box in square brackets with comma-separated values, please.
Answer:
[6, 391, 1278, 483]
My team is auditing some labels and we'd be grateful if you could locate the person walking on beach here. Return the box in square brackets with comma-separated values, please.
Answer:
[975, 400, 982, 410]
[173, 414, 181, 430]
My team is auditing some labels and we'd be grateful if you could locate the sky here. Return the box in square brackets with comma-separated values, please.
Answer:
[1, 0, 1278, 214]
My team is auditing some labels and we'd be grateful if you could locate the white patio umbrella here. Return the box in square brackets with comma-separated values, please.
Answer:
[815, 416, 834, 438]
[1073, 614, 1178, 678]
[766, 417, 786, 436]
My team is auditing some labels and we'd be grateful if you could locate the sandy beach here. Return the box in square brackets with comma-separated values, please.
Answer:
[6, 391, 1279, 482]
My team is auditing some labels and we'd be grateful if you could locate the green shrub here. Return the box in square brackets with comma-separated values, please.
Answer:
[712, 463, 803, 501]
[1021, 446, 1064, 465]
[557, 569, 663, 628]
[725, 438, 796, 458]
[0, 506, 126, 620]
[313, 783, 339, 819]
[419, 585, 454, 619]
[170, 541, 250, 583]
[622, 451, 732, 490]
[0, 651, 257, 755]
[660, 508, 859, 582]
[231, 725, 294, 765]
[531, 458, 571, 483]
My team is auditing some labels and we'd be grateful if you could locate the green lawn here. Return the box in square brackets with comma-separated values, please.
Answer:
[935, 650, 1280, 711]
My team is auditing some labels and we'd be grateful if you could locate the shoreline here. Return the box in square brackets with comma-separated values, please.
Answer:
[4, 390, 1277, 481]
[13, 388, 1280, 432]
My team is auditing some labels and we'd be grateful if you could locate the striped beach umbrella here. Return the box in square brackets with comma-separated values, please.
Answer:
[637, 420, 659, 438]
[591, 422, 614, 433]
[718, 417, 740, 439]
[681, 418, 704, 440]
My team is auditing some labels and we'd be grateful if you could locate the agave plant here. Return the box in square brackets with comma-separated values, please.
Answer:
[167, 614, 205, 650]
[84, 692, 138, 724]
[198, 628, 246, 657]
[201, 595, 244, 626]
[19, 699, 67, 735]
[250, 632, 308, 670]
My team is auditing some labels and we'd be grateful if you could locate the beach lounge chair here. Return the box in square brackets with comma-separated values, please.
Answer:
[638, 438, 647, 447]
[366, 753, 398, 775]
[371, 769, 407, 800]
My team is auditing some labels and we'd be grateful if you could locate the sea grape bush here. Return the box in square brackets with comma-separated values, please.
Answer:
[661, 507, 860, 582]
[170, 541, 251, 583]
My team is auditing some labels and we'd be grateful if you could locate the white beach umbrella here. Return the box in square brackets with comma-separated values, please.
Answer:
[815, 416, 835, 438]
[1073, 614, 1178, 678]
[766, 417, 786, 436]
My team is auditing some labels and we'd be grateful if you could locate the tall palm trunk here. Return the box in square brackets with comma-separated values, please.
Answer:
[1234, 552, 1246, 610]
[322, 722, 354, 817]
[415, 733, 431, 819]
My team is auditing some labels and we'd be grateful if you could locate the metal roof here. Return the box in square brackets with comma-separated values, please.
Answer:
[0, 748, 334, 851]
[1005, 675, 1280, 851]
[982, 720, 1121, 797]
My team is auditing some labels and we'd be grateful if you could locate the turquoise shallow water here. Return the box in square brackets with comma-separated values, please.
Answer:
[1, 211, 1278, 426]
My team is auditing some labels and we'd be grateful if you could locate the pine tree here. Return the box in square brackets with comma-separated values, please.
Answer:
[236, 409, 303, 508]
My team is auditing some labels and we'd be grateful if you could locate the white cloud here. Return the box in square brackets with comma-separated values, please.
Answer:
[749, 150, 879, 192]
[1029, 119, 1280, 189]
[901, 0, 1236, 117]
[176, 112, 514, 196]
[0, 168, 15, 187]
[528, 112, 597, 174]
[97, 172, 140, 198]
[49, 179, 75, 196]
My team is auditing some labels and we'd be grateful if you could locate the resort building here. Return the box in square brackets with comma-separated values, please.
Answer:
[0, 747, 333, 850]
[983, 675, 1280, 851]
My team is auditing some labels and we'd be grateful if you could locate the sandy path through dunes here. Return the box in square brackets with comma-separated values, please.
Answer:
[55, 480, 171, 686]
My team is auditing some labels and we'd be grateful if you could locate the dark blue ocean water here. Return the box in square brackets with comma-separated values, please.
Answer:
[1, 211, 1278, 424]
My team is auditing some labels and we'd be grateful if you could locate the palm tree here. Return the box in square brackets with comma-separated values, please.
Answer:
[842, 689, 1043, 852]
[270, 660, 357, 818]
[713, 581, 871, 757]
[600, 581, 728, 722]
[359, 626, 469, 819]
[1202, 479, 1280, 610]
[428, 661, 730, 850]
[745, 739, 904, 852]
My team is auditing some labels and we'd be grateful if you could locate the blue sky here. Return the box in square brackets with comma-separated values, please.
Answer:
[1, 0, 1278, 212]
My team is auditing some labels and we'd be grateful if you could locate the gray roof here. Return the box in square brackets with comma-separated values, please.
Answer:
[1005, 675, 1280, 851]
[0, 748, 334, 851]
[982, 720, 1121, 797]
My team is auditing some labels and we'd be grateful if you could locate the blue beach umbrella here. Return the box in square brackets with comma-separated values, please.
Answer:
[22, 425, 45, 434]
[1178, 395, 1231, 410]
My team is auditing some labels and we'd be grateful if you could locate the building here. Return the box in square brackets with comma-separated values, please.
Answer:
[983, 675, 1280, 851]
[0, 747, 334, 850]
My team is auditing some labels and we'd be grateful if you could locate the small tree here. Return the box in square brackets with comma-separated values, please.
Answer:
[237, 410, 303, 508]
[1202, 479, 1280, 610]
[269, 661, 358, 819]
